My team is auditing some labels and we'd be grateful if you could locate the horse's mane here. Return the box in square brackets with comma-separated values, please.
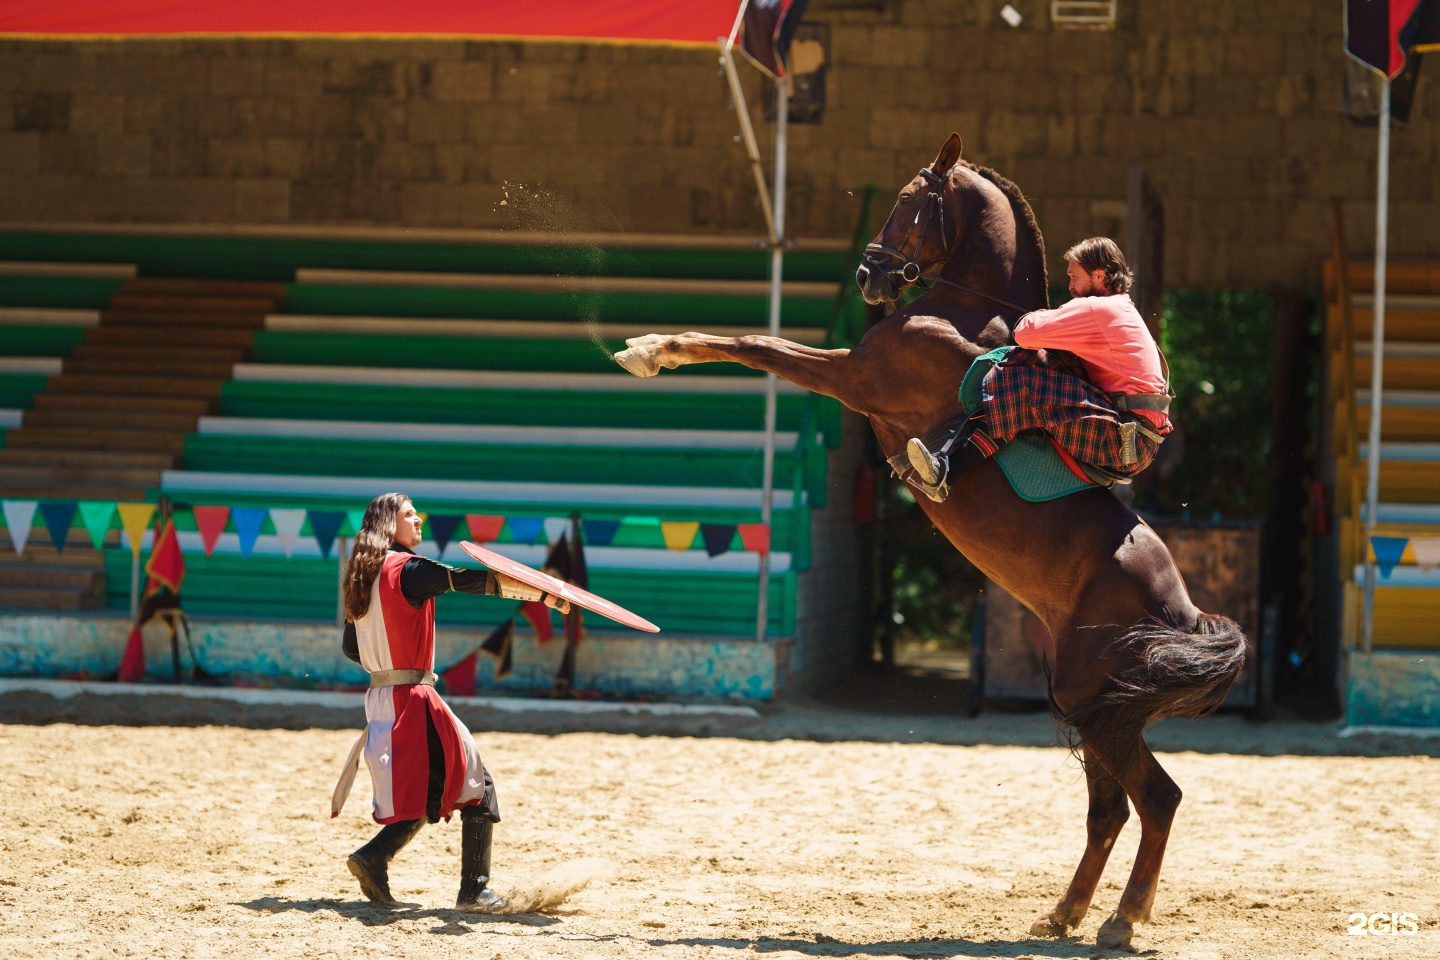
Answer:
[959, 160, 1050, 311]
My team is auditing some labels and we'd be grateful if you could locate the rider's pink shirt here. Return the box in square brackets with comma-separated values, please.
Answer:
[1012, 293, 1169, 429]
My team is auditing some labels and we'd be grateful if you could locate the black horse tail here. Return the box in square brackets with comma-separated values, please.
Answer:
[1050, 613, 1247, 779]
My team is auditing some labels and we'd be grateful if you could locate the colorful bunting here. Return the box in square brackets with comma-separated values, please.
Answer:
[465, 513, 505, 544]
[3, 500, 37, 555]
[543, 517, 570, 545]
[1413, 538, 1440, 572]
[478, 618, 516, 682]
[738, 522, 771, 555]
[345, 509, 367, 537]
[230, 507, 267, 559]
[116, 503, 156, 559]
[1370, 536, 1409, 579]
[38, 501, 76, 553]
[700, 523, 738, 557]
[309, 510, 346, 559]
[269, 508, 307, 558]
[427, 514, 463, 553]
[77, 500, 116, 550]
[661, 521, 700, 551]
[582, 518, 621, 546]
[192, 505, 230, 558]
[506, 515, 544, 544]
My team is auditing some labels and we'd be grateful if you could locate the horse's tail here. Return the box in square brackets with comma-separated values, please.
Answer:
[1050, 613, 1247, 779]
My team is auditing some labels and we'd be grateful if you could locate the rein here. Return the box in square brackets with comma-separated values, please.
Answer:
[863, 165, 1032, 319]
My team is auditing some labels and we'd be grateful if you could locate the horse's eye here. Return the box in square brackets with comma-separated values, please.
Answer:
[899, 194, 913, 205]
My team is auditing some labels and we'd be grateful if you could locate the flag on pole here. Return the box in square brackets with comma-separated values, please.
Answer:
[1347, 0, 1428, 77]
[118, 513, 188, 683]
[739, 0, 810, 78]
[478, 618, 516, 682]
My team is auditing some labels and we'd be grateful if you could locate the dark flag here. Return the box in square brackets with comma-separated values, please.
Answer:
[739, 0, 809, 78]
[117, 512, 188, 683]
[544, 513, 589, 694]
[1347, 0, 1428, 77]
[477, 618, 516, 682]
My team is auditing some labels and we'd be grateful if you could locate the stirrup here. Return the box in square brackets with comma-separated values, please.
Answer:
[905, 438, 950, 502]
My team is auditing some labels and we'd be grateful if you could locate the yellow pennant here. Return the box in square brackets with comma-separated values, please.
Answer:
[660, 520, 700, 551]
[116, 502, 156, 558]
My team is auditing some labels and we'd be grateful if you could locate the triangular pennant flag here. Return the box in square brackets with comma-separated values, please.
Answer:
[543, 517, 570, 544]
[466, 513, 505, 544]
[542, 533, 572, 582]
[270, 508, 307, 558]
[480, 618, 516, 681]
[440, 649, 479, 698]
[660, 520, 700, 551]
[1371, 536, 1409, 579]
[116, 503, 156, 559]
[738, 522, 771, 555]
[192, 505, 230, 558]
[699, 523, 738, 557]
[144, 518, 186, 594]
[309, 510, 346, 560]
[1412, 537, 1440, 572]
[519, 600, 554, 645]
[345, 509, 367, 537]
[427, 514, 463, 553]
[230, 507, 267, 559]
[582, 518, 621, 546]
[77, 500, 116, 550]
[506, 515, 544, 544]
[38, 501, 77, 553]
[117, 625, 146, 683]
[3, 500, 37, 555]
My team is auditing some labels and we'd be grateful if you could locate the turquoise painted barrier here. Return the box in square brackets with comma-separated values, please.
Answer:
[1346, 651, 1440, 727]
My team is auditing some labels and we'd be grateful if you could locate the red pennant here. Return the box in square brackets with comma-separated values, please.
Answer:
[192, 505, 230, 558]
[465, 513, 505, 544]
[118, 626, 145, 683]
[519, 600, 554, 645]
[440, 649, 478, 698]
[144, 518, 186, 594]
[737, 522, 771, 555]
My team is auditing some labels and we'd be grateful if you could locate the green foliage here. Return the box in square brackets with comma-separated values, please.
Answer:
[887, 483, 985, 648]
[1154, 290, 1275, 518]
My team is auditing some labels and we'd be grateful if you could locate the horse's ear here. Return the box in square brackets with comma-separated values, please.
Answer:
[932, 133, 963, 174]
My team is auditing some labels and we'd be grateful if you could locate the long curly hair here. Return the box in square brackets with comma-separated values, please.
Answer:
[343, 492, 411, 622]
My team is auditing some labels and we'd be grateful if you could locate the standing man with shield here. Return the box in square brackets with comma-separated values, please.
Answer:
[331, 492, 569, 912]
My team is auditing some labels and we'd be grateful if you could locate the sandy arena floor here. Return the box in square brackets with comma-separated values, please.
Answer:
[0, 689, 1436, 960]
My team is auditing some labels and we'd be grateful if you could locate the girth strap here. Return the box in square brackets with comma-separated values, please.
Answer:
[369, 669, 438, 688]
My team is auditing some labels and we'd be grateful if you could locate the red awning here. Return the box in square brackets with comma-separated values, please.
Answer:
[0, 0, 738, 45]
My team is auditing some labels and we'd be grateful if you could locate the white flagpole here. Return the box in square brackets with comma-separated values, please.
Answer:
[755, 75, 788, 644]
[1361, 78, 1391, 653]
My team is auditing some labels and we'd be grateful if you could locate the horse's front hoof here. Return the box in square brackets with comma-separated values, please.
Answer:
[1029, 913, 1072, 938]
[1096, 914, 1138, 952]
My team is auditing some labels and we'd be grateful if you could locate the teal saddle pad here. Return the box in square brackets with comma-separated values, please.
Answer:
[960, 347, 1096, 503]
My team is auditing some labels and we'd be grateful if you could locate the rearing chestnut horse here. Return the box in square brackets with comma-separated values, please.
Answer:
[615, 133, 1245, 952]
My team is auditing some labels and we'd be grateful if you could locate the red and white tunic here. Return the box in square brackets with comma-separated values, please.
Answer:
[333, 551, 490, 823]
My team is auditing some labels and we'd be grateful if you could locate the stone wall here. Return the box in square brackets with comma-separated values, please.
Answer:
[1, 0, 1436, 287]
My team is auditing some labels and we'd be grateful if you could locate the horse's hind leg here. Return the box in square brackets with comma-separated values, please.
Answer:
[1094, 738, 1182, 952]
[1030, 743, 1130, 938]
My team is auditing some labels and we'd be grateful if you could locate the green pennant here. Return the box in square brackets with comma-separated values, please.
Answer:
[77, 501, 116, 550]
[345, 509, 367, 537]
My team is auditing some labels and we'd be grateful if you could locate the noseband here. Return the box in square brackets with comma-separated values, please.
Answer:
[862, 166, 1030, 318]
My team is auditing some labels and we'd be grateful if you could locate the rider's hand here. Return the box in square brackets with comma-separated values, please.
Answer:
[542, 592, 571, 615]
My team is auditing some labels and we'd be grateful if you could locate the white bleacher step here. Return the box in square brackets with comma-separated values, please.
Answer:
[1351, 565, 1440, 588]
[1356, 389, 1440, 407]
[160, 471, 796, 510]
[0, 261, 136, 279]
[196, 417, 800, 451]
[1357, 442, 1440, 461]
[0, 357, 63, 375]
[1352, 294, 1440, 311]
[0, 307, 101, 327]
[122, 531, 789, 574]
[1361, 503, 1440, 525]
[264, 314, 829, 345]
[0, 408, 22, 428]
[1354, 342, 1440, 357]
[294, 268, 837, 299]
[232, 363, 806, 395]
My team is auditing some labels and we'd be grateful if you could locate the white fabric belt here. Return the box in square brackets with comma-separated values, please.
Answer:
[369, 669, 437, 688]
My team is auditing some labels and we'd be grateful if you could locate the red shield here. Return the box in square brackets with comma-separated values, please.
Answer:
[459, 541, 660, 633]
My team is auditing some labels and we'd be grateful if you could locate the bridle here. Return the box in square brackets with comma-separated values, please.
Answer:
[862, 166, 1031, 318]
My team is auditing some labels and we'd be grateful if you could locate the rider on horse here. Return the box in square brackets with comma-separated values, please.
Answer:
[905, 237, 1173, 502]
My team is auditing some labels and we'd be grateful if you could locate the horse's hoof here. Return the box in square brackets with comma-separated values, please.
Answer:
[1096, 914, 1138, 953]
[1029, 913, 1071, 938]
[614, 346, 660, 378]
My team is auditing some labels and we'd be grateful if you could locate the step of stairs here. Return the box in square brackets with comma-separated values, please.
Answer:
[70, 342, 248, 364]
[83, 326, 257, 349]
[0, 447, 178, 470]
[20, 407, 201, 432]
[0, 464, 166, 487]
[31, 394, 212, 416]
[122, 277, 288, 300]
[0, 483, 150, 501]
[0, 541, 109, 567]
[3, 426, 187, 454]
[100, 308, 270, 329]
[46, 373, 224, 399]
[63, 357, 236, 379]
[0, 583, 102, 612]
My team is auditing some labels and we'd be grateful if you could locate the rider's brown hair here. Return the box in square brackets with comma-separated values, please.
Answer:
[1063, 237, 1133, 294]
[342, 492, 411, 622]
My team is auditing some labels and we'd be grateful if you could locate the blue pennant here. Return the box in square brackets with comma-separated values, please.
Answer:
[231, 507, 268, 559]
[38, 501, 77, 553]
[1371, 536, 1409, 579]
[309, 510, 346, 560]
[581, 518, 621, 546]
[505, 515, 544, 544]
[699, 523, 738, 557]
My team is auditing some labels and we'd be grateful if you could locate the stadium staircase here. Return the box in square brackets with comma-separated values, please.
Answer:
[0, 224, 871, 693]
[1324, 255, 1440, 649]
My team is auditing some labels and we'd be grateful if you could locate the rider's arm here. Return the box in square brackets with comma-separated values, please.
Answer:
[399, 555, 565, 611]
[342, 621, 360, 663]
[1012, 298, 1101, 354]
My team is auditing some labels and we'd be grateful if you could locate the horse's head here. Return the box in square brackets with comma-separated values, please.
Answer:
[855, 133, 965, 305]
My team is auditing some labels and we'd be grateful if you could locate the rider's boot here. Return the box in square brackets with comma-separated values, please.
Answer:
[348, 818, 425, 907]
[456, 807, 507, 913]
[906, 416, 1001, 503]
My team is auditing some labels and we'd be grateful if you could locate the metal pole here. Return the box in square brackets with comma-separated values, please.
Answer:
[129, 551, 140, 619]
[756, 75, 788, 643]
[1361, 79, 1391, 654]
[719, 42, 777, 243]
[336, 536, 347, 627]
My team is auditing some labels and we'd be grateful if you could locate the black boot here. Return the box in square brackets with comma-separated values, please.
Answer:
[348, 818, 424, 907]
[456, 807, 506, 913]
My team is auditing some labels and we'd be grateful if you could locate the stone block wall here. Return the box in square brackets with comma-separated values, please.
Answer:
[1, 1, 1437, 287]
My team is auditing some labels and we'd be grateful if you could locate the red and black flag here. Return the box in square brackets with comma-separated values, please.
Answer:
[1346, 0, 1433, 77]
[738, 0, 809, 78]
[541, 514, 588, 694]
[116, 509, 188, 683]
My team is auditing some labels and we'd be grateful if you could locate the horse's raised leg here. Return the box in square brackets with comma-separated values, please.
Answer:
[1094, 738, 1182, 952]
[1030, 743, 1130, 938]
